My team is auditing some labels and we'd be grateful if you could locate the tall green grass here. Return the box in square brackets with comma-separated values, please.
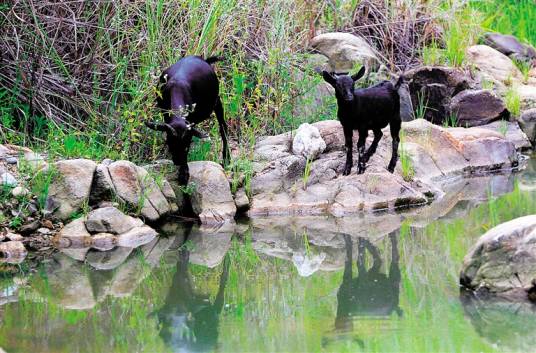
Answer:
[471, 0, 536, 45]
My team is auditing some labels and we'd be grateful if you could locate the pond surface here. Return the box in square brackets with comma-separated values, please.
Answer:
[1, 158, 536, 353]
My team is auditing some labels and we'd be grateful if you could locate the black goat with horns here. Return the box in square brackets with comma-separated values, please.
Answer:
[146, 55, 230, 185]
[322, 67, 403, 175]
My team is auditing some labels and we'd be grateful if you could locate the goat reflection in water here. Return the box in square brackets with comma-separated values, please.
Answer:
[323, 232, 402, 348]
[157, 248, 230, 352]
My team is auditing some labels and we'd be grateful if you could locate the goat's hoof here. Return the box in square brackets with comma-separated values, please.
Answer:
[342, 168, 351, 176]
[387, 166, 395, 173]
[178, 173, 190, 186]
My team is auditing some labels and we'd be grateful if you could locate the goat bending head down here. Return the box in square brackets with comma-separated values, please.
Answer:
[322, 67, 402, 175]
[145, 55, 230, 185]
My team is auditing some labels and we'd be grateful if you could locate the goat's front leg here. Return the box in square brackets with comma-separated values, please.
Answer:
[171, 136, 193, 186]
[214, 97, 230, 166]
[343, 127, 353, 175]
[356, 130, 368, 174]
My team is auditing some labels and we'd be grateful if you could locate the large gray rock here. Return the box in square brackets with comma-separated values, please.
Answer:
[519, 108, 536, 144]
[85, 207, 143, 234]
[188, 161, 237, 225]
[406, 66, 474, 124]
[310, 32, 380, 73]
[292, 123, 326, 160]
[450, 89, 509, 127]
[483, 32, 536, 63]
[460, 215, 536, 301]
[466, 45, 523, 86]
[46, 159, 97, 221]
[104, 160, 171, 222]
[248, 119, 519, 217]
[398, 82, 414, 122]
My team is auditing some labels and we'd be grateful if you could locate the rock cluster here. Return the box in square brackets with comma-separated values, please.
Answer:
[53, 207, 157, 259]
[45, 159, 176, 222]
[247, 118, 522, 217]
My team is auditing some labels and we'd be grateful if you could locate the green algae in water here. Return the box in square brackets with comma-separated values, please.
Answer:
[1, 162, 536, 353]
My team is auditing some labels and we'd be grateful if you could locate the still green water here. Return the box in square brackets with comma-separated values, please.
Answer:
[1, 160, 536, 353]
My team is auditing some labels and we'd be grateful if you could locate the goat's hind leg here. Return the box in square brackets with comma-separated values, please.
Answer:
[343, 127, 353, 175]
[363, 129, 383, 163]
[214, 97, 230, 166]
[387, 119, 401, 173]
[357, 130, 368, 174]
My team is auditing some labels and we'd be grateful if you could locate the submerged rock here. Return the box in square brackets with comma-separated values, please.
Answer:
[460, 215, 536, 301]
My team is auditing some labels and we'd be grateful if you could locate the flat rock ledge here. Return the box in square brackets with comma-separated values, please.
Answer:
[248, 119, 524, 217]
[460, 215, 536, 302]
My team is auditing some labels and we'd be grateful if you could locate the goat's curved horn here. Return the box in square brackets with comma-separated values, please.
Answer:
[162, 123, 179, 137]
[145, 121, 178, 137]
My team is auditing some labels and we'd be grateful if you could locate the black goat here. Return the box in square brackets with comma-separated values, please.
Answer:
[322, 67, 402, 175]
[146, 55, 230, 185]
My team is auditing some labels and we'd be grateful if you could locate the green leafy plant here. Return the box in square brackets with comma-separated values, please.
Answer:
[443, 112, 459, 128]
[505, 87, 521, 117]
[498, 120, 509, 136]
[399, 130, 415, 182]
[414, 91, 429, 120]
[302, 157, 312, 190]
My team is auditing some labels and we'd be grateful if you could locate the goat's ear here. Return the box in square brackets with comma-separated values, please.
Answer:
[351, 66, 366, 82]
[322, 71, 336, 86]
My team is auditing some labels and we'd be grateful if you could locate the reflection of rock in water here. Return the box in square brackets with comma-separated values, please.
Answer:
[519, 156, 536, 192]
[461, 291, 536, 352]
[157, 246, 230, 353]
[187, 223, 234, 268]
[323, 232, 401, 348]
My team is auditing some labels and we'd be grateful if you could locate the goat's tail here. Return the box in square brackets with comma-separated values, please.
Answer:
[205, 56, 223, 65]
